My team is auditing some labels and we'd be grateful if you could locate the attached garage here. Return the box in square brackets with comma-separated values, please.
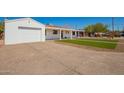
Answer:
[5, 18, 45, 45]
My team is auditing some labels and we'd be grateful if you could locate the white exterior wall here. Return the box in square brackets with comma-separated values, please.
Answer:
[63, 31, 78, 38]
[63, 31, 71, 38]
[72, 31, 77, 38]
[5, 18, 45, 45]
[46, 29, 60, 40]
[45, 29, 77, 40]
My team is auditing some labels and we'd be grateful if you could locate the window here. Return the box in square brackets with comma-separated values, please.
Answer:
[18, 26, 42, 30]
[53, 30, 58, 34]
[72, 31, 75, 35]
[65, 31, 69, 34]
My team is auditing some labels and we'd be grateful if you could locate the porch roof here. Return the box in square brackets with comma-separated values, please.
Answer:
[45, 25, 83, 32]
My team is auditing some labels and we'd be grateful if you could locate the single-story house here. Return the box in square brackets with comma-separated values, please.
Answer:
[4, 18, 84, 45]
[45, 24, 84, 40]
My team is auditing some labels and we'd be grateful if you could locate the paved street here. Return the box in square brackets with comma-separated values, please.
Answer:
[0, 41, 124, 75]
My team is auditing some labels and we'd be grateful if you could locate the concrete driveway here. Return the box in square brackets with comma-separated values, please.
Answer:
[0, 41, 124, 75]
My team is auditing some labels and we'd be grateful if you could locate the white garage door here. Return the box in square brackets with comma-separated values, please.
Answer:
[18, 26, 42, 43]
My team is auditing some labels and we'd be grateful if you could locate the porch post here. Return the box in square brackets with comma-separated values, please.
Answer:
[75, 31, 77, 38]
[70, 31, 72, 39]
[78, 31, 80, 38]
[59, 29, 61, 40]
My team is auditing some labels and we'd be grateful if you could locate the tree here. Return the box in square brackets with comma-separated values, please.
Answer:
[84, 23, 108, 37]
[93, 23, 108, 33]
[84, 23, 108, 33]
[0, 21, 4, 39]
[84, 25, 95, 37]
[84, 25, 94, 33]
[0, 21, 4, 32]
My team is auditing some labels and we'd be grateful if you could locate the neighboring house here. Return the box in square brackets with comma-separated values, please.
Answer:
[4, 18, 83, 45]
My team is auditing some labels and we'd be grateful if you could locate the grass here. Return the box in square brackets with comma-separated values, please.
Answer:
[77, 38, 118, 42]
[56, 38, 118, 49]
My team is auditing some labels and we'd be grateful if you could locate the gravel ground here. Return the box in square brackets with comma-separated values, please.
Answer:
[115, 39, 124, 52]
[0, 40, 3, 47]
[0, 41, 124, 75]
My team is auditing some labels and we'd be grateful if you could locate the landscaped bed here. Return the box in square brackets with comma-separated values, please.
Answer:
[56, 38, 118, 49]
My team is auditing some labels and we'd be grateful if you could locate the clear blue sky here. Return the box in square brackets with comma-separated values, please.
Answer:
[0, 17, 124, 30]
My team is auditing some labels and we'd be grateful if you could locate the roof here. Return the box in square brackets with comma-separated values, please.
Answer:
[5, 18, 31, 23]
[46, 24, 81, 31]
[46, 25, 66, 28]
[4, 17, 83, 32]
[5, 17, 45, 26]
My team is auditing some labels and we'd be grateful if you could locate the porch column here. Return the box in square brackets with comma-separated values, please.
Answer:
[59, 29, 61, 40]
[75, 31, 77, 38]
[78, 31, 80, 38]
[41, 27, 45, 42]
[70, 31, 72, 39]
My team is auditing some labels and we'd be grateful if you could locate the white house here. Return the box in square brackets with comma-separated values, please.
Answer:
[5, 18, 45, 45]
[45, 25, 82, 40]
[4, 18, 84, 45]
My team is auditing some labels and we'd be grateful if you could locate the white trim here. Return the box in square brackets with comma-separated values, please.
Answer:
[59, 29, 61, 40]
[46, 27, 80, 32]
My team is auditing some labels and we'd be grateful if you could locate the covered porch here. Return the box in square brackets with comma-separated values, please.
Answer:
[45, 27, 84, 40]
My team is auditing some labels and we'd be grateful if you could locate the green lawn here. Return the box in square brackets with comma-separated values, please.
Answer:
[56, 38, 118, 49]
[77, 38, 118, 42]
